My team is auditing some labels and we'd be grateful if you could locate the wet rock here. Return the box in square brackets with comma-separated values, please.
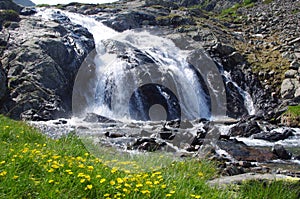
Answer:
[132, 138, 167, 152]
[105, 132, 125, 138]
[272, 144, 292, 160]
[217, 139, 276, 162]
[83, 113, 116, 123]
[229, 120, 262, 137]
[20, 7, 36, 16]
[253, 129, 295, 142]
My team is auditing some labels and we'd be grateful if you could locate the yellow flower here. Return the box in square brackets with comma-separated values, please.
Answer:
[96, 175, 101, 178]
[84, 153, 89, 157]
[145, 181, 153, 185]
[111, 167, 118, 173]
[13, 175, 19, 179]
[154, 181, 160, 185]
[104, 194, 110, 197]
[161, 184, 167, 189]
[87, 166, 94, 171]
[22, 148, 29, 153]
[170, 190, 175, 194]
[80, 179, 86, 183]
[48, 168, 54, 173]
[51, 164, 59, 169]
[48, 180, 54, 184]
[136, 183, 143, 188]
[0, 171, 7, 176]
[78, 164, 85, 168]
[117, 178, 124, 184]
[195, 195, 201, 199]
[0, 161, 5, 165]
[166, 194, 172, 197]
[110, 180, 116, 185]
[141, 190, 150, 194]
[198, 172, 204, 177]
[84, 175, 91, 181]
[100, 178, 106, 183]
[86, 184, 93, 190]
[77, 173, 85, 177]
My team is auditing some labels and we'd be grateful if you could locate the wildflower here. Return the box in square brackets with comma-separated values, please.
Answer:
[0, 161, 5, 165]
[86, 185, 93, 190]
[48, 180, 54, 184]
[48, 169, 54, 173]
[145, 181, 153, 185]
[136, 183, 143, 188]
[117, 178, 124, 184]
[78, 164, 85, 168]
[96, 175, 101, 178]
[51, 164, 59, 169]
[195, 195, 201, 199]
[198, 172, 204, 177]
[166, 194, 172, 197]
[84, 175, 91, 181]
[13, 175, 19, 179]
[154, 181, 160, 185]
[87, 166, 94, 171]
[22, 148, 29, 153]
[170, 190, 175, 194]
[104, 194, 110, 197]
[80, 179, 86, 183]
[110, 180, 116, 185]
[141, 190, 150, 194]
[161, 184, 167, 189]
[84, 153, 89, 157]
[111, 167, 118, 173]
[124, 183, 131, 187]
[52, 155, 61, 159]
[0, 171, 7, 176]
[77, 173, 85, 177]
[100, 178, 106, 183]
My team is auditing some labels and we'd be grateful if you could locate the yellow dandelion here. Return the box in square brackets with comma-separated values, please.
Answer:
[0, 171, 7, 176]
[77, 173, 85, 177]
[195, 195, 201, 199]
[104, 193, 110, 197]
[141, 190, 150, 194]
[87, 166, 94, 171]
[48, 168, 54, 173]
[86, 184, 93, 190]
[100, 178, 106, 183]
[48, 180, 54, 184]
[84, 175, 91, 181]
[198, 172, 204, 177]
[161, 184, 167, 189]
[154, 181, 160, 185]
[170, 190, 175, 194]
[136, 183, 143, 188]
[145, 181, 153, 185]
[110, 180, 116, 185]
[13, 175, 19, 179]
[78, 164, 85, 168]
[96, 175, 101, 178]
[80, 179, 86, 183]
[111, 167, 118, 173]
[51, 164, 59, 169]
[124, 183, 131, 187]
[166, 194, 172, 197]
[0, 161, 5, 165]
[117, 178, 124, 184]
[84, 153, 89, 157]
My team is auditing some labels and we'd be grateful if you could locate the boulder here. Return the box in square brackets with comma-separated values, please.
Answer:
[217, 139, 276, 162]
[0, 12, 95, 120]
[272, 144, 292, 160]
[253, 129, 295, 142]
[229, 120, 262, 137]
[0, 63, 6, 101]
[281, 78, 300, 99]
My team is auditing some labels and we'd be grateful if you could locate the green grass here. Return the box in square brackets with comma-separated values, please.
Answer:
[0, 115, 299, 198]
[288, 105, 300, 116]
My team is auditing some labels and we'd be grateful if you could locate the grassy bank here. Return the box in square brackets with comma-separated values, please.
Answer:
[0, 115, 299, 198]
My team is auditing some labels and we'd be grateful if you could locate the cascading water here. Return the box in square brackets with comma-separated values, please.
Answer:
[66, 12, 215, 121]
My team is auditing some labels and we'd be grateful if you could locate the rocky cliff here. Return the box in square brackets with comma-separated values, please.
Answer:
[0, 0, 299, 125]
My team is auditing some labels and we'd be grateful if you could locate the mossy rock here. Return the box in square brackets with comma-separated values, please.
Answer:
[281, 105, 300, 127]
[0, 9, 20, 29]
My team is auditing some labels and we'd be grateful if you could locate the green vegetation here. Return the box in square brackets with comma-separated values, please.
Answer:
[0, 115, 299, 198]
[36, 4, 51, 7]
[219, 0, 256, 20]
[263, 0, 274, 4]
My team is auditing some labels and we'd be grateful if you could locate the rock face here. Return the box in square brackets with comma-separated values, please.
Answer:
[0, 11, 94, 120]
[0, 63, 6, 101]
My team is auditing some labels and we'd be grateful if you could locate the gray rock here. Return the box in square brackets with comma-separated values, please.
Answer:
[281, 78, 300, 99]
[0, 13, 95, 120]
[284, 69, 298, 78]
[272, 144, 292, 160]
[0, 63, 6, 101]
[13, 0, 35, 7]
[290, 60, 300, 69]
